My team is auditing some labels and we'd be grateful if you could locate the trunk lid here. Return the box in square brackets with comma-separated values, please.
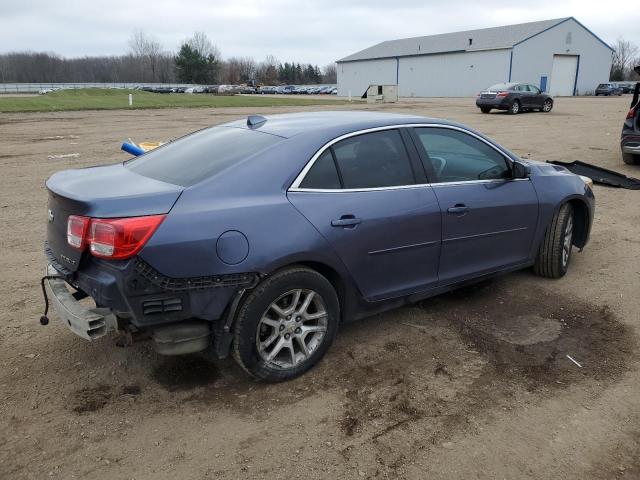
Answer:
[46, 163, 183, 272]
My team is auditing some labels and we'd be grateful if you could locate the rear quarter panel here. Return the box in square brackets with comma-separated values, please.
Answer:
[138, 133, 353, 281]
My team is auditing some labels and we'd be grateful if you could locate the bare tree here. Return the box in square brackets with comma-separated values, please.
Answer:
[256, 54, 279, 84]
[611, 37, 639, 81]
[129, 30, 163, 81]
[322, 63, 337, 83]
[187, 32, 221, 60]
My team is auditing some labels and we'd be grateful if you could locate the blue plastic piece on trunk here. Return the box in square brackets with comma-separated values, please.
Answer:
[121, 142, 145, 156]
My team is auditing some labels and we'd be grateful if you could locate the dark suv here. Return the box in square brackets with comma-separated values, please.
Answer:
[476, 82, 554, 114]
[621, 68, 640, 165]
[595, 83, 623, 96]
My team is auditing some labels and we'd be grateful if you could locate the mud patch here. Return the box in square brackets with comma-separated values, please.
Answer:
[120, 385, 142, 396]
[72, 384, 112, 413]
[430, 282, 636, 391]
[151, 355, 219, 391]
[327, 279, 636, 477]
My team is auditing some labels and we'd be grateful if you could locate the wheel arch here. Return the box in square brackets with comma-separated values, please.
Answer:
[267, 260, 359, 323]
[567, 198, 590, 249]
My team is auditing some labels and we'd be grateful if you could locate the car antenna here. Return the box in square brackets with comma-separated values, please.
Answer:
[247, 115, 267, 128]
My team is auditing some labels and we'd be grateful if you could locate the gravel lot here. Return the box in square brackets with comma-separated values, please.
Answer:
[1, 96, 639, 480]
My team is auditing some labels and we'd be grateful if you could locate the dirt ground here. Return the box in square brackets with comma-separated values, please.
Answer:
[1, 96, 639, 480]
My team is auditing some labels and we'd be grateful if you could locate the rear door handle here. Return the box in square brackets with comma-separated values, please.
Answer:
[331, 215, 362, 227]
[447, 204, 470, 215]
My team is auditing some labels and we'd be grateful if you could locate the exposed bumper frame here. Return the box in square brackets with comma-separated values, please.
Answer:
[46, 264, 117, 340]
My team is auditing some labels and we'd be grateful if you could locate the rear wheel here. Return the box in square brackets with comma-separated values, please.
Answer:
[542, 99, 553, 112]
[534, 203, 574, 279]
[233, 267, 339, 382]
[480, 107, 491, 114]
[509, 100, 520, 114]
[623, 152, 640, 165]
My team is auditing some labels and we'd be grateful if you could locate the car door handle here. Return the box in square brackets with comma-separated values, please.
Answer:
[331, 215, 362, 227]
[447, 204, 470, 215]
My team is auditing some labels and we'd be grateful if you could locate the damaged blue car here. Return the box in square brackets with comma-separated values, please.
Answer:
[42, 111, 595, 381]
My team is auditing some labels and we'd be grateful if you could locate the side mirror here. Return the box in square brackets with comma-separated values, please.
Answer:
[512, 161, 531, 179]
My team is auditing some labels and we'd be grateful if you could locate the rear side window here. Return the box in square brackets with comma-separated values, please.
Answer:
[125, 127, 282, 187]
[332, 130, 415, 189]
[414, 127, 511, 183]
[299, 150, 341, 189]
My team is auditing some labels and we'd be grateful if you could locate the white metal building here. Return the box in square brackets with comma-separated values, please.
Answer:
[337, 17, 613, 98]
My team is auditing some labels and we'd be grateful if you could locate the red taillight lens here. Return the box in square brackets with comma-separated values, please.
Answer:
[67, 215, 90, 250]
[88, 215, 166, 259]
[627, 106, 637, 120]
[496, 91, 509, 97]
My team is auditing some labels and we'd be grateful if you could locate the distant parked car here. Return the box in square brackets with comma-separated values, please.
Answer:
[259, 86, 276, 94]
[620, 82, 637, 94]
[476, 82, 553, 114]
[239, 86, 257, 94]
[621, 68, 640, 165]
[595, 83, 623, 96]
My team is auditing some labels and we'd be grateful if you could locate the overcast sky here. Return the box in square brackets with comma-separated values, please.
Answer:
[1, 0, 638, 65]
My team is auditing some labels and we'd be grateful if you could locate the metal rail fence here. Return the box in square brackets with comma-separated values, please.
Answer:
[0, 83, 198, 94]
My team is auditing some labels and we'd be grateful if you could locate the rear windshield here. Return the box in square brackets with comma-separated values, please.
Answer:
[125, 127, 282, 187]
[487, 83, 516, 91]
[597, 84, 610, 88]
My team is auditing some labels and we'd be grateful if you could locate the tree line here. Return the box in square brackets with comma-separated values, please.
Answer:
[610, 38, 640, 81]
[0, 31, 337, 85]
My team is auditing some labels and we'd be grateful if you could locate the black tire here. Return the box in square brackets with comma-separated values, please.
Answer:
[232, 266, 339, 382]
[623, 152, 640, 165]
[533, 203, 574, 279]
[542, 99, 553, 112]
[480, 107, 491, 114]
[508, 100, 520, 114]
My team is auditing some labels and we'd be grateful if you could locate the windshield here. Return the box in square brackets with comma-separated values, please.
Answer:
[125, 127, 282, 187]
[486, 83, 516, 91]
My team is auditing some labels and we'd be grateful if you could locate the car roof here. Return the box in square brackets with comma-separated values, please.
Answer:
[220, 111, 458, 139]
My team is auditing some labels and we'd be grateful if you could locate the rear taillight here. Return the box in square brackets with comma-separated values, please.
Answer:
[67, 215, 90, 250]
[496, 91, 509, 97]
[66, 214, 165, 260]
[627, 106, 637, 120]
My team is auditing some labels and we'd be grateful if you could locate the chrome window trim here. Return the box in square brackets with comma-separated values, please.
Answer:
[288, 123, 519, 192]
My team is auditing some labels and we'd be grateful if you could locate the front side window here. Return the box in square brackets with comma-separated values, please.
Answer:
[298, 129, 416, 190]
[528, 85, 541, 94]
[414, 127, 511, 183]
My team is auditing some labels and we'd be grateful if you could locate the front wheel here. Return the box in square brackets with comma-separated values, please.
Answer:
[233, 267, 339, 382]
[534, 203, 574, 279]
[542, 99, 553, 112]
[623, 152, 640, 165]
[508, 100, 520, 114]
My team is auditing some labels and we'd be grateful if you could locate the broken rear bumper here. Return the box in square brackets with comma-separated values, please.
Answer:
[46, 264, 117, 340]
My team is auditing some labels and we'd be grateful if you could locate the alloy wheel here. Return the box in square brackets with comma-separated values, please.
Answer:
[543, 100, 552, 112]
[256, 289, 328, 369]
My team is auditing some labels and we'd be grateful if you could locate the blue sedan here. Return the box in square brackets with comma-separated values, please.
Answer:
[42, 112, 595, 381]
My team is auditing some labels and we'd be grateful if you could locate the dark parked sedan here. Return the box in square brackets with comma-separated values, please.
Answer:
[476, 82, 553, 114]
[42, 112, 594, 381]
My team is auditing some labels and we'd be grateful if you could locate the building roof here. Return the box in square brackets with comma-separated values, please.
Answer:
[337, 17, 608, 63]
